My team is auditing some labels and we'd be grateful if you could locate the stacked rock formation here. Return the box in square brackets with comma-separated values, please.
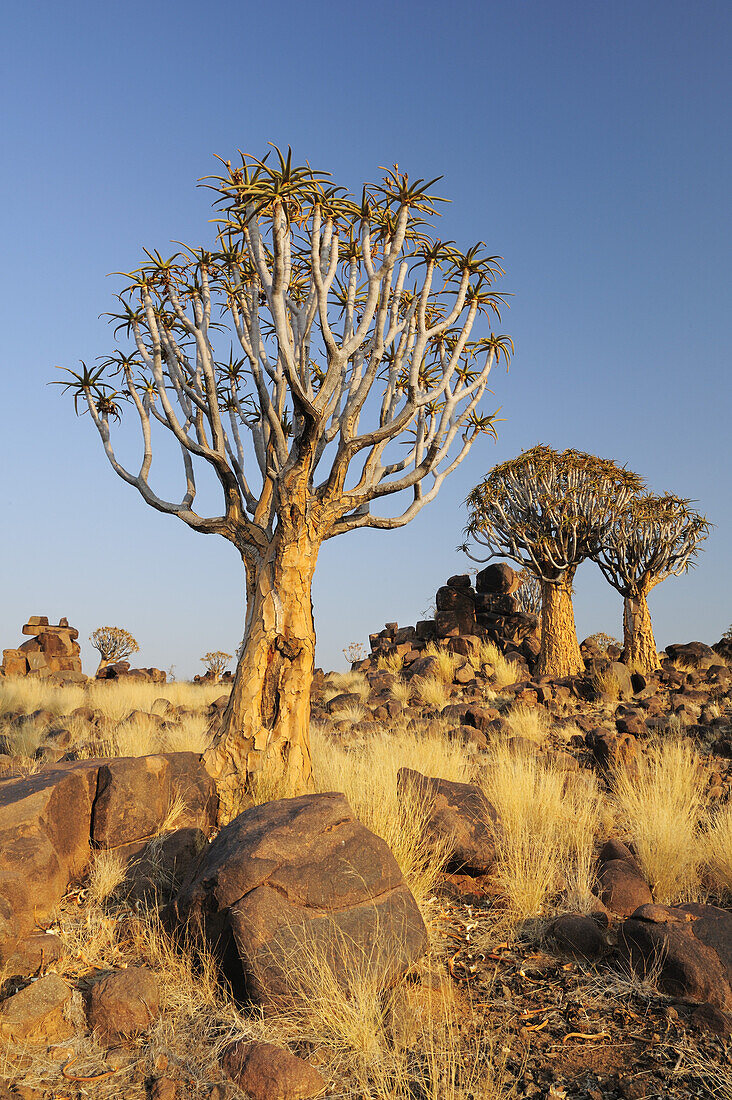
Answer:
[1, 617, 85, 683]
[361, 563, 540, 672]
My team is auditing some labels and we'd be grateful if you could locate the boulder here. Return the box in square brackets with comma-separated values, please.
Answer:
[549, 913, 606, 959]
[619, 903, 732, 1012]
[475, 563, 520, 595]
[222, 1040, 327, 1100]
[597, 858, 652, 917]
[435, 586, 475, 613]
[397, 769, 496, 875]
[87, 966, 161, 1043]
[0, 973, 73, 1042]
[173, 793, 429, 1007]
[665, 642, 717, 669]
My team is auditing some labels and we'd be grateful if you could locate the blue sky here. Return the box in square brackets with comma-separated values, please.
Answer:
[1, 0, 729, 677]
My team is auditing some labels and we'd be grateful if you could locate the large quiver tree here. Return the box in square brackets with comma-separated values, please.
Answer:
[593, 493, 709, 674]
[59, 149, 512, 818]
[464, 446, 643, 678]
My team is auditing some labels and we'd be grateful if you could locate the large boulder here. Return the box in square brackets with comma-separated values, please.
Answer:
[665, 642, 717, 669]
[619, 903, 732, 1012]
[396, 768, 497, 875]
[173, 793, 429, 1007]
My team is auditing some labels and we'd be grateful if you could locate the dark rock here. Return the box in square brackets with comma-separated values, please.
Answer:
[475, 563, 520, 595]
[173, 793, 429, 1008]
[620, 903, 732, 1012]
[397, 768, 496, 875]
[597, 859, 652, 917]
[549, 914, 606, 959]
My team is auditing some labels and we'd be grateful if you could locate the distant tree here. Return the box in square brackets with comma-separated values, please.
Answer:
[464, 446, 643, 678]
[584, 632, 621, 653]
[514, 567, 542, 615]
[58, 148, 512, 816]
[90, 626, 139, 671]
[201, 650, 233, 682]
[593, 493, 709, 674]
[342, 642, 366, 665]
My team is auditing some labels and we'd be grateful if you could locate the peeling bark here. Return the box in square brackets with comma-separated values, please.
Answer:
[623, 589, 660, 674]
[538, 574, 584, 678]
[205, 513, 320, 822]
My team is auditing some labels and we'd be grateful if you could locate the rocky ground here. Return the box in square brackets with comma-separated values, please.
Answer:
[0, 616, 730, 1098]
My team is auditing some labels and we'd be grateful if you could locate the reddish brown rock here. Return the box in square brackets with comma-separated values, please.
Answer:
[397, 768, 497, 875]
[0, 973, 73, 1042]
[597, 859, 652, 917]
[619, 903, 732, 1013]
[223, 1040, 326, 1100]
[174, 793, 429, 1007]
[87, 966, 160, 1043]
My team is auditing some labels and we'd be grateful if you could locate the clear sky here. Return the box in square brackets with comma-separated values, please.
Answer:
[1, 0, 729, 678]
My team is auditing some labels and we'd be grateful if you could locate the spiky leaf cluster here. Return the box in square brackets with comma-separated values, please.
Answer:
[56, 147, 512, 553]
[464, 446, 644, 583]
[595, 493, 709, 596]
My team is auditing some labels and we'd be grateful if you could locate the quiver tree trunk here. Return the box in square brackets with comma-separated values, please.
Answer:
[538, 574, 584, 678]
[205, 522, 320, 822]
[623, 589, 660, 674]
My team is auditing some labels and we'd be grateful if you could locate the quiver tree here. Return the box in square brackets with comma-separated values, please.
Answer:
[58, 148, 512, 817]
[463, 446, 643, 678]
[201, 651, 233, 682]
[89, 626, 139, 671]
[593, 494, 709, 674]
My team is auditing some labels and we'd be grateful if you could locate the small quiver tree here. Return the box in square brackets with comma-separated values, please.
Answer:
[464, 446, 643, 678]
[593, 494, 709, 674]
[90, 626, 139, 672]
[59, 149, 512, 817]
[201, 651, 233, 682]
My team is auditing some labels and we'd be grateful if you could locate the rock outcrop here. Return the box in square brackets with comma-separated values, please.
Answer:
[1, 616, 84, 682]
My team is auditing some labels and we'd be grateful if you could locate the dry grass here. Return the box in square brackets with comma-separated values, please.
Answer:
[390, 679, 413, 707]
[422, 643, 458, 683]
[323, 670, 370, 705]
[330, 702, 368, 725]
[0, 677, 228, 721]
[702, 802, 732, 898]
[413, 675, 450, 711]
[481, 741, 601, 925]
[503, 704, 549, 743]
[255, 923, 512, 1100]
[376, 651, 405, 674]
[467, 640, 519, 689]
[86, 849, 128, 905]
[591, 668, 622, 700]
[312, 725, 470, 917]
[611, 735, 707, 904]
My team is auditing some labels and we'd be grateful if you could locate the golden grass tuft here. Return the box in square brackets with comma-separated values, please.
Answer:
[312, 725, 469, 917]
[412, 675, 450, 711]
[702, 803, 732, 898]
[467, 639, 519, 689]
[376, 651, 405, 674]
[481, 740, 601, 925]
[503, 704, 549, 743]
[87, 849, 128, 906]
[422, 643, 459, 683]
[390, 678, 413, 707]
[591, 668, 622, 700]
[611, 735, 707, 904]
